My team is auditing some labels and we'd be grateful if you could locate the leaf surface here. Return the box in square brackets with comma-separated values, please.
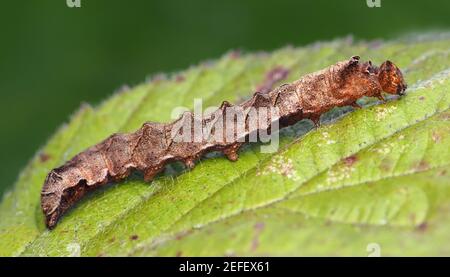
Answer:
[1, 34, 449, 256]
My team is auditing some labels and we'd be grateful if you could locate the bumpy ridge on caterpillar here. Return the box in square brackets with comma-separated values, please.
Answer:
[41, 56, 407, 229]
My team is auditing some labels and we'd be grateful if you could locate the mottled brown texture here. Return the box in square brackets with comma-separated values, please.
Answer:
[41, 56, 407, 229]
[343, 155, 358, 166]
[255, 66, 290, 94]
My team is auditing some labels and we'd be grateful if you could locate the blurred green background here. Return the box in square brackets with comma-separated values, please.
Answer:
[0, 0, 449, 196]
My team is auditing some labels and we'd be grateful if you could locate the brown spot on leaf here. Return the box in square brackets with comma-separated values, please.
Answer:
[251, 222, 265, 252]
[251, 239, 259, 252]
[130, 235, 139, 241]
[379, 159, 394, 172]
[175, 75, 185, 83]
[368, 40, 383, 49]
[115, 84, 131, 94]
[254, 222, 265, 232]
[416, 222, 428, 232]
[432, 131, 441, 143]
[151, 73, 167, 83]
[343, 155, 358, 166]
[229, 50, 241, 59]
[439, 113, 450, 121]
[419, 96, 425, 101]
[175, 230, 193, 241]
[416, 160, 430, 171]
[39, 153, 51, 162]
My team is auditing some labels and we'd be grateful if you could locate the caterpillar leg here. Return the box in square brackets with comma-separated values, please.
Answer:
[223, 143, 242, 162]
[184, 158, 196, 169]
[310, 114, 321, 128]
[351, 102, 362, 109]
[144, 167, 161, 182]
[376, 94, 386, 103]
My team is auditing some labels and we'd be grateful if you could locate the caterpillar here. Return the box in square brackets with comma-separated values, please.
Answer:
[41, 56, 407, 229]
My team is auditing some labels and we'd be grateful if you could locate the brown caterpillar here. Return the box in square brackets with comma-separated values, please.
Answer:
[41, 56, 407, 229]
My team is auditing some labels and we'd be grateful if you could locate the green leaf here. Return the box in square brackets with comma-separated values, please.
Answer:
[1, 33, 449, 257]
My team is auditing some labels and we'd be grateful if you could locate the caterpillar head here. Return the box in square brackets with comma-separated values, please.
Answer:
[378, 60, 407, 95]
